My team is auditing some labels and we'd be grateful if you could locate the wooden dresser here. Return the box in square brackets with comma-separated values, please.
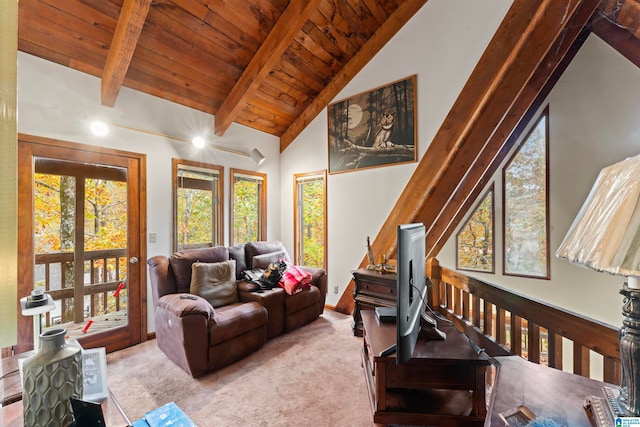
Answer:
[352, 268, 396, 336]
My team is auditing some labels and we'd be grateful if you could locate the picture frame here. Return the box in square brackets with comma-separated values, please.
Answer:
[82, 347, 109, 402]
[328, 75, 417, 174]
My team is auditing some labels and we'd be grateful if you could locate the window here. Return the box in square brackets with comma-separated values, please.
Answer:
[456, 185, 494, 273]
[173, 159, 223, 251]
[294, 170, 327, 269]
[503, 108, 550, 278]
[230, 169, 266, 245]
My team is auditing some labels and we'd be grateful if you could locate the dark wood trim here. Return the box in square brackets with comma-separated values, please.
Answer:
[229, 168, 267, 246]
[455, 184, 495, 274]
[501, 107, 550, 280]
[172, 158, 225, 251]
[292, 170, 327, 271]
[16, 133, 147, 354]
[335, 0, 600, 315]
[591, 9, 640, 68]
[426, 24, 591, 258]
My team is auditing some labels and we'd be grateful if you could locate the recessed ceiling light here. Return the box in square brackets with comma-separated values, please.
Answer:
[90, 121, 110, 137]
[192, 136, 206, 149]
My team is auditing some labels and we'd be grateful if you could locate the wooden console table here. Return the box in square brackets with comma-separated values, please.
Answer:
[361, 310, 491, 426]
[352, 269, 397, 336]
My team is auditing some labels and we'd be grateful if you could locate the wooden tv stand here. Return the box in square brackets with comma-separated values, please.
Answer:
[361, 310, 491, 426]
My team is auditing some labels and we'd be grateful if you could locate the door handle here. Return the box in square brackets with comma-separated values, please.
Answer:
[129, 257, 139, 264]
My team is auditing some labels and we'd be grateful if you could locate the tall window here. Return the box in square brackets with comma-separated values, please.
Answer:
[231, 169, 266, 245]
[503, 108, 550, 278]
[294, 170, 327, 270]
[456, 185, 494, 273]
[173, 159, 223, 251]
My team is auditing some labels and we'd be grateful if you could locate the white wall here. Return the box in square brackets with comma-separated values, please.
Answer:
[17, 52, 281, 332]
[439, 34, 640, 327]
[280, 0, 513, 306]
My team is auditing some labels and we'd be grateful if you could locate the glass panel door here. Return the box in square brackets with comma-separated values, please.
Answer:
[34, 162, 130, 342]
[18, 135, 144, 354]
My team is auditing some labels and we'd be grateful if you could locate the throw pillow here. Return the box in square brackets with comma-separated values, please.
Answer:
[190, 260, 239, 308]
[252, 250, 289, 270]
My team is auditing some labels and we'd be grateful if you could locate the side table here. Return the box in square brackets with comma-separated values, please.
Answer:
[1, 352, 27, 406]
[352, 269, 397, 336]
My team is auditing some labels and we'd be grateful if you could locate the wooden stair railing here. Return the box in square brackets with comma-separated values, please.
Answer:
[427, 258, 621, 385]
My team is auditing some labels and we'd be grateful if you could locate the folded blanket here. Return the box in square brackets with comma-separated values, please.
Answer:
[280, 265, 312, 295]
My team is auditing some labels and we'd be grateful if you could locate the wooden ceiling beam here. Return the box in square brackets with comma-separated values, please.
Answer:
[592, 9, 640, 68]
[334, 0, 600, 314]
[279, 0, 429, 152]
[101, 0, 152, 107]
[424, 22, 593, 259]
[214, 0, 323, 137]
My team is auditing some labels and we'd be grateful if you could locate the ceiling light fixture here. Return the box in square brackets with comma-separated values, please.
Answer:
[90, 120, 110, 137]
[249, 148, 266, 165]
[109, 123, 266, 164]
[191, 136, 206, 149]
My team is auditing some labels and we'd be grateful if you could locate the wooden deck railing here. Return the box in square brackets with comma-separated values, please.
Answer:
[35, 249, 128, 326]
[427, 258, 621, 384]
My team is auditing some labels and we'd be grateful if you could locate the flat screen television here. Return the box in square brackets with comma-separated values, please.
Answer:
[395, 223, 445, 364]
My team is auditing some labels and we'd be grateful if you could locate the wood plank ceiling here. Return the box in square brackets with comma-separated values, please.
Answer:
[17, 0, 427, 150]
[16, 1, 640, 151]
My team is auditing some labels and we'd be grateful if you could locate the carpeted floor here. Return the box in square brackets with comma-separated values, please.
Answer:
[106, 310, 374, 426]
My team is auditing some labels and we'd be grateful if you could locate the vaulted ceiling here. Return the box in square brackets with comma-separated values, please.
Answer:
[16, 1, 640, 152]
[17, 0, 427, 151]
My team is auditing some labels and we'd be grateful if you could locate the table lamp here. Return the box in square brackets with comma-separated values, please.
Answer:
[556, 153, 640, 416]
[20, 288, 55, 352]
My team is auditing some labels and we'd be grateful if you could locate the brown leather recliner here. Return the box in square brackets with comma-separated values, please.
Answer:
[148, 241, 327, 378]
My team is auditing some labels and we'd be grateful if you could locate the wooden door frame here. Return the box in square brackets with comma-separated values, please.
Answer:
[16, 134, 147, 354]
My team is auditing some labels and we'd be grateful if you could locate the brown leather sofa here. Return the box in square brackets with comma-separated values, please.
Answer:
[147, 241, 327, 378]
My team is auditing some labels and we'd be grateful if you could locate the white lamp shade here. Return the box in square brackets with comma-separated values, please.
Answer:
[556, 153, 640, 277]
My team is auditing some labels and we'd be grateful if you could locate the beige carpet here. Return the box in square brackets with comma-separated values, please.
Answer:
[106, 310, 374, 426]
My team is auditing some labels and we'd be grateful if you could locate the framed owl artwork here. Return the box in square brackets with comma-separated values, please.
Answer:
[327, 75, 417, 174]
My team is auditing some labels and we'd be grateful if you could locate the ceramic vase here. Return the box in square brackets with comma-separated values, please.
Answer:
[22, 328, 83, 427]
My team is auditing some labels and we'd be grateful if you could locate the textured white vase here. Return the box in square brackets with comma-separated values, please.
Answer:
[22, 328, 83, 427]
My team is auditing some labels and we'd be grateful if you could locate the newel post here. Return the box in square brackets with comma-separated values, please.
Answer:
[426, 258, 441, 308]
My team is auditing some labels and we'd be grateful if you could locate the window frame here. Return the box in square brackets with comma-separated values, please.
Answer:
[502, 107, 550, 279]
[230, 168, 267, 246]
[293, 170, 328, 270]
[172, 158, 224, 252]
[456, 184, 495, 273]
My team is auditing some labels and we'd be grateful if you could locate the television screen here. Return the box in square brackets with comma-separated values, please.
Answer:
[396, 223, 445, 364]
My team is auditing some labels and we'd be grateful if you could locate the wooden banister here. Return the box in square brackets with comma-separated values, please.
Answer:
[427, 258, 621, 384]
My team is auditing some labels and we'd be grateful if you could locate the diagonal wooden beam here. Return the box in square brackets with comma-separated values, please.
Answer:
[214, 0, 323, 137]
[335, 0, 600, 314]
[279, 0, 428, 152]
[101, 0, 152, 107]
[424, 23, 593, 259]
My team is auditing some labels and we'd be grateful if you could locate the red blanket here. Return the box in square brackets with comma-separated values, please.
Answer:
[279, 265, 312, 295]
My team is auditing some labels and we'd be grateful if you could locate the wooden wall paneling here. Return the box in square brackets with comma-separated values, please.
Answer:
[146, 9, 249, 74]
[122, 67, 217, 115]
[214, 0, 323, 136]
[280, 0, 429, 150]
[130, 46, 232, 99]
